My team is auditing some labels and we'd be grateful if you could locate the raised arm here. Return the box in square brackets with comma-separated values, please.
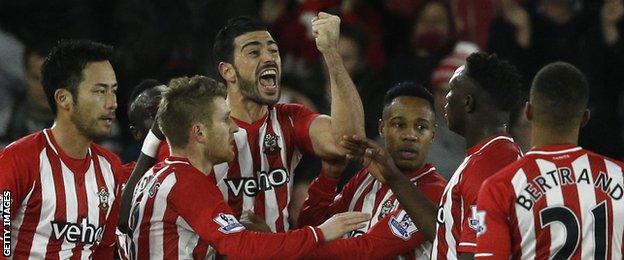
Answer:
[118, 123, 164, 234]
[309, 12, 365, 159]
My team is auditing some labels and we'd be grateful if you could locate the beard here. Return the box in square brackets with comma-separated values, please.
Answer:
[70, 103, 110, 142]
[236, 71, 280, 105]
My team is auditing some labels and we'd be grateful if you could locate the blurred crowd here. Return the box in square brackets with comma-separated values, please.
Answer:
[1, 0, 623, 179]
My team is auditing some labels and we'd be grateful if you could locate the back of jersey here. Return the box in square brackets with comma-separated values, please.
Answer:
[476, 144, 624, 259]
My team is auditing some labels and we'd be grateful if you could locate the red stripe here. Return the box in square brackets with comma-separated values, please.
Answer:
[560, 159, 582, 260]
[45, 148, 68, 259]
[508, 192, 524, 259]
[137, 168, 163, 259]
[523, 160, 551, 259]
[192, 240, 209, 259]
[435, 191, 450, 260]
[13, 182, 43, 257]
[91, 154, 109, 257]
[225, 149, 243, 217]
[161, 193, 179, 259]
[589, 155, 612, 259]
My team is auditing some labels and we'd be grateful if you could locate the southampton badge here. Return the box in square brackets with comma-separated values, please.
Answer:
[378, 199, 397, 220]
[97, 187, 110, 211]
[263, 132, 281, 155]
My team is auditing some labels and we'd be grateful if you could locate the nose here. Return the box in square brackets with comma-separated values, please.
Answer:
[402, 127, 419, 142]
[106, 91, 117, 111]
[229, 118, 239, 134]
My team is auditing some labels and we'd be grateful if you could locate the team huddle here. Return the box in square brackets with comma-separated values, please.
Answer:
[1, 12, 623, 260]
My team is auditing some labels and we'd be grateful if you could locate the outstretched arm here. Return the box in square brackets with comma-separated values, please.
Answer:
[118, 123, 164, 234]
[308, 12, 365, 160]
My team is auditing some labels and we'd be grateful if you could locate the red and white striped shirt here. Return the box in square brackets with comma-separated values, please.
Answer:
[476, 144, 624, 259]
[299, 164, 447, 259]
[125, 157, 324, 259]
[432, 135, 522, 259]
[212, 103, 318, 232]
[0, 129, 128, 259]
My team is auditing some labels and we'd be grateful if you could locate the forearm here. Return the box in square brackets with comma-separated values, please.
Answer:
[324, 51, 365, 140]
[387, 173, 438, 240]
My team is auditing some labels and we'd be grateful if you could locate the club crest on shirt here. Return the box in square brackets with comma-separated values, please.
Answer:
[389, 210, 418, 240]
[263, 132, 281, 155]
[214, 213, 245, 234]
[97, 187, 109, 211]
[378, 198, 398, 220]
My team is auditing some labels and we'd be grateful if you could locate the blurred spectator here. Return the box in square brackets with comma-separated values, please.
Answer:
[451, 0, 497, 50]
[388, 0, 457, 86]
[0, 42, 54, 146]
[425, 42, 478, 178]
[489, 0, 624, 159]
[509, 96, 532, 153]
[0, 29, 24, 148]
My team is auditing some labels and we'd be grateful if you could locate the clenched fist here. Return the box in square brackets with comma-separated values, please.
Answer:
[311, 12, 341, 54]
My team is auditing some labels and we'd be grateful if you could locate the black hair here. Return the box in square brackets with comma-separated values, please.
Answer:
[384, 81, 435, 112]
[23, 40, 55, 70]
[41, 39, 114, 115]
[531, 61, 589, 129]
[128, 79, 163, 105]
[465, 52, 522, 112]
[213, 16, 267, 65]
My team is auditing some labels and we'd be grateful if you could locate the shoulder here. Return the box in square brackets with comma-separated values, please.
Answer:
[584, 149, 624, 169]
[274, 103, 318, 117]
[1, 131, 46, 160]
[90, 143, 123, 166]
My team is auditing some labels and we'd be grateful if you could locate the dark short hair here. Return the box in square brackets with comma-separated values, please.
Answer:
[157, 75, 227, 149]
[465, 52, 522, 112]
[530, 62, 589, 129]
[384, 81, 435, 112]
[41, 39, 114, 115]
[127, 79, 164, 124]
[213, 16, 267, 65]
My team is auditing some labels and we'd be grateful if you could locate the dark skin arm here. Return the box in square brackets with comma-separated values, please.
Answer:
[118, 123, 164, 234]
[341, 135, 438, 241]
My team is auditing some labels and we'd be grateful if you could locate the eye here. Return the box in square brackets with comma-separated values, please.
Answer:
[393, 122, 405, 129]
[417, 125, 429, 131]
[248, 50, 260, 57]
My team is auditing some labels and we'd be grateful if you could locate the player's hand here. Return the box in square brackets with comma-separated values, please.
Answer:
[239, 211, 272, 232]
[340, 135, 401, 183]
[317, 212, 370, 241]
[312, 12, 341, 54]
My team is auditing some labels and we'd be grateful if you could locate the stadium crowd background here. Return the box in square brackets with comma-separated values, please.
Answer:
[0, 0, 623, 179]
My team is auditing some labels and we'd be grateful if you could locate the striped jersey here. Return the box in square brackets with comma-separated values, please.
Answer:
[0, 129, 128, 259]
[432, 135, 522, 259]
[299, 164, 447, 259]
[475, 144, 624, 259]
[212, 103, 318, 232]
[125, 157, 324, 259]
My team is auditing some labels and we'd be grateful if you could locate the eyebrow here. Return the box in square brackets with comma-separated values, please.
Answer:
[241, 40, 278, 51]
[94, 83, 118, 88]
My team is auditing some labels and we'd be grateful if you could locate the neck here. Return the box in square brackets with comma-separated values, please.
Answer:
[227, 84, 268, 123]
[171, 145, 214, 176]
[50, 117, 92, 159]
[531, 123, 578, 149]
[464, 116, 508, 149]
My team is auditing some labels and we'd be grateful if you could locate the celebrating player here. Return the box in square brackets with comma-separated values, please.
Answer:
[119, 13, 365, 234]
[341, 52, 524, 260]
[475, 62, 624, 259]
[125, 75, 369, 259]
[0, 39, 127, 258]
[299, 82, 447, 259]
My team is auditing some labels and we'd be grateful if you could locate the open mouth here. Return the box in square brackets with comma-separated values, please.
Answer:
[258, 68, 278, 91]
[100, 116, 115, 126]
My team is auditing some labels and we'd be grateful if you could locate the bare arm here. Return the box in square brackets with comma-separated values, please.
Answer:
[342, 135, 439, 240]
[309, 12, 365, 159]
[118, 123, 163, 234]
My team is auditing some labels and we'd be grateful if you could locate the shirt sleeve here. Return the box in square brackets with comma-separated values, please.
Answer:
[279, 103, 319, 155]
[475, 178, 512, 259]
[0, 148, 35, 230]
[305, 209, 426, 259]
[298, 168, 365, 227]
[169, 174, 323, 259]
[457, 160, 493, 253]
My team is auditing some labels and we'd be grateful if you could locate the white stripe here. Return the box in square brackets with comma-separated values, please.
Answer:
[410, 166, 436, 182]
[370, 188, 394, 227]
[348, 175, 375, 212]
[149, 173, 177, 259]
[176, 216, 200, 259]
[357, 180, 381, 232]
[535, 159, 566, 258]
[259, 113, 279, 232]
[512, 169, 536, 259]
[475, 136, 515, 155]
[526, 147, 582, 156]
[10, 182, 35, 257]
[29, 149, 56, 258]
[458, 242, 476, 246]
[605, 159, 624, 259]
[59, 161, 79, 258]
[42, 129, 59, 155]
[131, 168, 158, 258]
[82, 161, 100, 256]
[271, 111, 291, 231]
[571, 155, 597, 258]
[474, 253, 494, 257]
[309, 226, 319, 243]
